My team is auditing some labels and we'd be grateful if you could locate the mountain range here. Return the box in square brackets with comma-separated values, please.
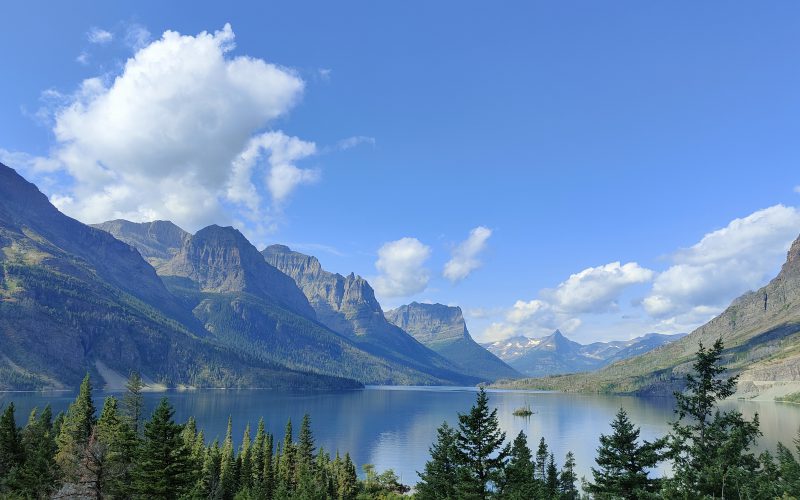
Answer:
[482, 331, 685, 377]
[493, 233, 800, 397]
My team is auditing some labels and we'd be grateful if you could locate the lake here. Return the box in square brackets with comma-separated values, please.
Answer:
[2, 386, 798, 485]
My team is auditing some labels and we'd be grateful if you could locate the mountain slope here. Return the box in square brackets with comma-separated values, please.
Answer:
[384, 302, 519, 381]
[493, 235, 800, 395]
[262, 245, 479, 383]
[91, 219, 190, 268]
[0, 163, 358, 391]
[483, 332, 685, 377]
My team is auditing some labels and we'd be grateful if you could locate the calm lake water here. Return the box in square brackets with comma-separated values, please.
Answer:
[2, 386, 798, 485]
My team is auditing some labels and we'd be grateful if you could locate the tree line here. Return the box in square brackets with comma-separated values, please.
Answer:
[3, 338, 800, 498]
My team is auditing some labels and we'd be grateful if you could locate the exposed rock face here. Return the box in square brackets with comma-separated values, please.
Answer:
[483, 331, 685, 377]
[91, 219, 189, 267]
[0, 162, 359, 391]
[263, 245, 385, 336]
[163, 227, 316, 319]
[263, 245, 482, 383]
[385, 302, 520, 381]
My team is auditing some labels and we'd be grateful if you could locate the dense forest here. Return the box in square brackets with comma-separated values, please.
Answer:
[2, 340, 800, 498]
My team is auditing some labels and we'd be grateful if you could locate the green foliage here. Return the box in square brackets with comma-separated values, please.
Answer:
[664, 338, 761, 498]
[502, 431, 538, 499]
[133, 398, 194, 498]
[588, 408, 661, 499]
[416, 421, 459, 500]
[454, 387, 510, 499]
[123, 371, 145, 435]
[55, 373, 97, 482]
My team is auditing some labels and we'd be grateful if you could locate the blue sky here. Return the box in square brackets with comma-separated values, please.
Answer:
[2, 1, 800, 343]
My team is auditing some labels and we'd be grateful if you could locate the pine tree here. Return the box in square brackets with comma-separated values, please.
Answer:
[588, 408, 661, 499]
[546, 453, 558, 497]
[502, 430, 537, 499]
[535, 437, 549, 483]
[559, 451, 579, 500]
[56, 373, 97, 481]
[416, 421, 460, 500]
[16, 406, 58, 497]
[665, 338, 761, 498]
[278, 418, 296, 495]
[133, 397, 193, 498]
[0, 403, 23, 491]
[218, 416, 238, 500]
[336, 452, 358, 500]
[454, 388, 510, 499]
[263, 432, 275, 499]
[199, 439, 222, 498]
[298, 413, 315, 470]
[94, 396, 138, 497]
[122, 371, 145, 435]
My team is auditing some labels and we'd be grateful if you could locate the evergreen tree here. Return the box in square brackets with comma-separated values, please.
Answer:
[454, 388, 510, 499]
[0, 403, 23, 491]
[263, 432, 275, 499]
[546, 453, 558, 498]
[416, 421, 460, 500]
[558, 451, 579, 500]
[94, 396, 138, 497]
[133, 397, 193, 498]
[502, 430, 537, 499]
[199, 439, 222, 499]
[239, 423, 252, 491]
[218, 416, 238, 500]
[56, 373, 97, 481]
[336, 452, 358, 500]
[534, 437, 549, 483]
[122, 371, 145, 435]
[16, 406, 58, 497]
[588, 408, 661, 500]
[665, 338, 761, 498]
[278, 418, 296, 495]
[298, 413, 315, 470]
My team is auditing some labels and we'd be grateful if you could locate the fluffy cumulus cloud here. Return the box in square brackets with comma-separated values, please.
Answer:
[443, 226, 492, 283]
[643, 205, 800, 321]
[373, 238, 432, 298]
[87, 27, 113, 44]
[545, 261, 654, 314]
[19, 23, 317, 235]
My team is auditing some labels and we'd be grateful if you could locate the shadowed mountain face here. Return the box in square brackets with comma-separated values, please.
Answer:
[493, 235, 800, 395]
[0, 162, 359, 391]
[483, 331, 686, 377]
[384, 302, 520, 382]
[262, 245, 480, 383]
[92, 223, 475, 385]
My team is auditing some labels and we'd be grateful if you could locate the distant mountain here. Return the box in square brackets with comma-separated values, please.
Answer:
[0, 162, 358, 391]
[384, 302, 520, 382]
[91, 219, 190, 268]
[263, 245, 480, 383]
[483, 331, 684, 377]
[493, 234, 800, 396]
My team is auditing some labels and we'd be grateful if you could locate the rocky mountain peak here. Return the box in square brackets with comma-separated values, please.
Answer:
[780, 233, 800, 277]
[385, 303, 469, 344]
[92, 219, 190, 265]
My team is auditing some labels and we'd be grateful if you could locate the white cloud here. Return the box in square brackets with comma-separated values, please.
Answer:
[0, 149, 61, 175]
[795, 185, 800, 194]
[643, 204, 800, 320]
[373, 238, 432, 298]
[443, 226, 492, 283]
[20, 23, 309, 232]
[318, 68, 332, 81]
[336, 136, 375, 151]
[546, 261, 654, 313]
[87, 27, 113, 44]
[76, 52, 90, 65]
[124, 24, 151, 50]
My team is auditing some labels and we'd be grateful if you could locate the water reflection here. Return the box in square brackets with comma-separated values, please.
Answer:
[2, 387, 799, 484]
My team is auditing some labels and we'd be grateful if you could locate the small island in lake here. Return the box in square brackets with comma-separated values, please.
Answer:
[513, 404, 534, 416]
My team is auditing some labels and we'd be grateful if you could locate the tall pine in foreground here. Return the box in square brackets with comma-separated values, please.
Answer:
[416, 421, 459, 500]
[502, 430, 537, 499]
[0, 403, 23, 492]
[663, 338, 761, 498]
[122, 371, 145, 436]
[133, 397, 193, 498]
[454, 387, 510, 500]
[588, 407, 661, 499]
[55, 373, 97, 481]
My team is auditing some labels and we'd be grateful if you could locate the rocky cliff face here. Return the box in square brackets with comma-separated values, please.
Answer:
[0, 162, 359, 391]
[263, 245, 483, 383]
[91, 219, 190, 267]
[263, 245, 386, 336]
[163, 227, 316, 319]
[385, 302, 519, 381]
